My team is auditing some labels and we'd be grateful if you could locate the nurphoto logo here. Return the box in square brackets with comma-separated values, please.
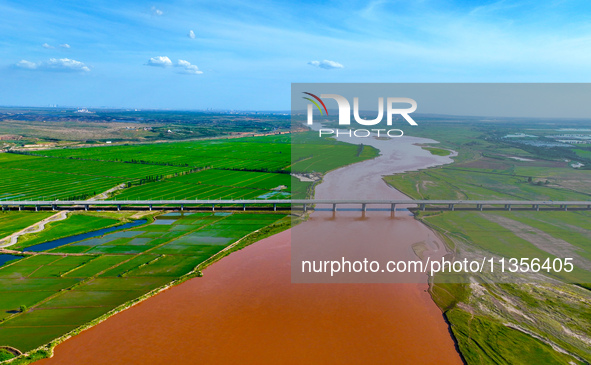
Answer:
[303, 92, 418, 138]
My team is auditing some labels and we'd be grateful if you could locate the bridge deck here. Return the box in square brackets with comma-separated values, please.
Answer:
[1, 199, 590, 206]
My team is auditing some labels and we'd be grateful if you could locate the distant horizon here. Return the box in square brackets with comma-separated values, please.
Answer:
[3, 104, 591, 123]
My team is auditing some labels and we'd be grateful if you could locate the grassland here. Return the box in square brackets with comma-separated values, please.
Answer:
[421, 146, 451, 156]
[387, 122, 591, 364]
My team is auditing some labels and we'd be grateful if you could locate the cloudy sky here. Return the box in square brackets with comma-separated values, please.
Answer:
[1, 0, 591, 110]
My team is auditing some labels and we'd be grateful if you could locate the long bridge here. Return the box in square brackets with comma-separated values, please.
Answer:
[2, 199, 591, 213]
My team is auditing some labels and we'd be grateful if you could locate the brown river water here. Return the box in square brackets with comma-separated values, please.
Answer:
[38, 133, 463, 364]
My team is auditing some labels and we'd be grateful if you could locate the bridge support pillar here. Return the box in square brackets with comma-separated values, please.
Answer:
[419, 203, 425, 211]
[117, 204, 121, 211]
[562, 204, 568, 211]
[273, 203, 277, 212]
[505, 204, 512, 211]
[1, 205, 4, 211]
[84, 205, 89, 211]
[303, 204, 307, 212]
[477, 204, 483, 211]
[180, 204, 184, 211]
[35, 205, 39, 212]
[18, 205, 22, 211]
[332, 204, 337, 212]
[149, 204, 152, 211]
[362, 203, 367, 212]
[449, 204, 455, 211]
[391, 203, 396, 212]
[212, 204, 215, 212]
[243, 204, 246, 211]
[52, 204, 57, 211]
[533, 204, 539, 211]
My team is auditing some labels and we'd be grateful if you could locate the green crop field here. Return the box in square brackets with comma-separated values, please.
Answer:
[34, 135, 291, 171]
[12, 212, 123, 250]
[5, 133, 378, 201]
[0, 212, 53, 239]
[290, 132, 378, 173]
[114, 169, 291, 200]
[0, 211, 287, 353]
[0, 153, 195, 200]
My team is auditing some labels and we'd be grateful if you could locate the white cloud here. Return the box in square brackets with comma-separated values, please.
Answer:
[46, 58, 90, 72]
[146, 56, 173, 67]
[15, 60, 37, 69]
[42, 43, 54, 49]
[14, 58, 90, 72]
[144, 57, 202, 75]
[176, 59, 203, 75]
[188, 30, 196, 39]
[59, 44, 71, 49]
[151, 6, 163, 16]
[308, 59, 344, 69]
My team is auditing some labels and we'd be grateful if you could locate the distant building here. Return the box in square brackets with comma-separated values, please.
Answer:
[557, 139, 586, 144]
[503, 133, 537, 138]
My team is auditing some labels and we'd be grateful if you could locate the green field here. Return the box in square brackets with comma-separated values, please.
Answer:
[4, 133, 378, 201]
[447, 307, 579, 364]
[0, 153, 195, 200]
[421, 146, 451, 156]
[11, 212, 127, 251]
[423, 210, 591, 283]
[0, 211, 286, 353]
[385, 159, 591, 201]
[0, 212, 53, 240]
[574, 149, 591, 160]
[32, 135, 291, 171]
[392, 122, 591, 364]
[114, 169, 291, 200]
[421, 212, 591, 364]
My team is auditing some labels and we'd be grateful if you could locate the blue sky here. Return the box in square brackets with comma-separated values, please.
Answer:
[1, 0, 591, 110]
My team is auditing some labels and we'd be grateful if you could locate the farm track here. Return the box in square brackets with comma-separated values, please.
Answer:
[0, 180, 132, 249]
[0, 211, 68, 248]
